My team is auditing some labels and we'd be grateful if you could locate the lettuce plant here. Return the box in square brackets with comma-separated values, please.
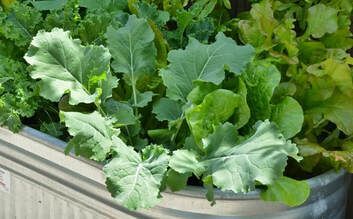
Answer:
[0, 0, 351, 210]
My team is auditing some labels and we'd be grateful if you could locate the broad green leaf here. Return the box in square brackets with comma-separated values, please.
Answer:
[106, 15, 157, 107]
[166, 169, 191, 192]
[186, 89, 241, 145]
[153, 98, 183, 121]
[307, 91, 353, 135]
[271, 97, 304, 139]
[169, 149, 204, 176]
[187, 81, 218, 105]
[60, 111, 119, 161]
[79, 0, 127, 11]
[32, 0, 67, 10]
[243, 61, 281, 122]
[103, 99, 137, 126]
[261, 176, 310, 207]
[272, 82, 297, 104]
[321, 59, 353, 95]
[298, 42, 327, 65]
[321, 29, 353, 50]
[24, 28, 117, 105]
[170, 121, 301, 193]
[160, 33, 254, 102]
[306, 4, 338, 38]
[104, 144, 169, 210]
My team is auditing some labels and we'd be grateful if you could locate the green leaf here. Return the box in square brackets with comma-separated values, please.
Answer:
[306, 4, 338, 38]
[60, 111, 120, 161]
[131, 91, 155, 108]
[77, 10, 112, 44]
[152, 98, 183, 121]
[307, 91, 353, 135]
[166, 169, 191, 192]
[106, 15, 157, 106]
[134, 1, 170, 26]
[271, 97, 304, 139]
[160, 32, 254, 102]
[24, 28, 117, 105]
[243, 61, 281, 122]
[79, 0, 127, 11]
[233, 78, 250, 129]
[169, 149, 205, 176]
[261, 176, 310, 207]
[170, 121, 301, 193]
[40, 122, 64, 138]
[0, 2, 43, 48]
[203, 175, 215, 205]
[103, 99, 137, 126]
[104, 144, 169, 210]
[187, 81, 218, 105]
[186, 89, 241, 145]
[32, 0, 67, 11]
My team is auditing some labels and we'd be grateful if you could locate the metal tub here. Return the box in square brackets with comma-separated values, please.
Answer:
[0, 127, 350, 219]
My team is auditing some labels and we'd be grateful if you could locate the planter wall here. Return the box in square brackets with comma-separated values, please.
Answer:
[0, 126, 350, 219]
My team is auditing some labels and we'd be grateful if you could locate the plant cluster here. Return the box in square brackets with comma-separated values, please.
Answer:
[0, 0, 352, 210]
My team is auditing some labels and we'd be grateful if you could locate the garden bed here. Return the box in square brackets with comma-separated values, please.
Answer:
[1, 0, 353, 218]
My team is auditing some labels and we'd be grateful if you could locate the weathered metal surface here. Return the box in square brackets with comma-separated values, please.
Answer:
[0, 126, 350, 219]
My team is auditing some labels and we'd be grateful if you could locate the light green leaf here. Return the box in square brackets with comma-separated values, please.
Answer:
[186, 89, 241, 145]
[307, 4, 338, 38]
[161, 32, 254, 102]
[170, 121, 301, 193]
[106, 15, 156, 80]
[104, 144, 169, 210]
[187, 81, 218, 105]
[233, 78, 250, 129]
[243, 61, 281, 122]
[271, 97, 304, 139]
[153, 98, 183, 121]
[106, 15, 157, 106]
[60, 111, 119, 161]
[169, 149, 205, 176]
[261, 176, 310, 207]
[24, 28, 117, 105]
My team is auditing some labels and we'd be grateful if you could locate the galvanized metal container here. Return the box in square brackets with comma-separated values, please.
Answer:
[0, 126, 350, 219]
